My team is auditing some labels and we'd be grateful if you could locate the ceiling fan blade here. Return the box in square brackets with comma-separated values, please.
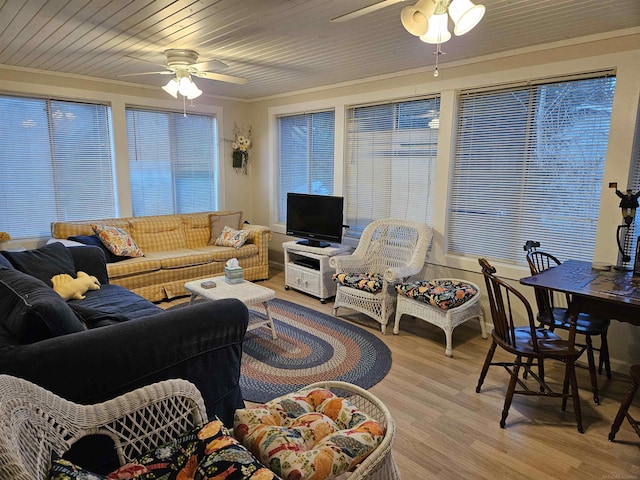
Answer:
[193, 71, 247, 85]
[118, 70, 173, 77]
[192, 59, 228, 70]
[331, 0, 405, 22]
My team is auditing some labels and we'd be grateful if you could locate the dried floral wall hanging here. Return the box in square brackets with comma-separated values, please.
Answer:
[232, 123, 251, 175]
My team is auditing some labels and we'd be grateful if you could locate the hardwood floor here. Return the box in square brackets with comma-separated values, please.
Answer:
[170, 268, 640, 478]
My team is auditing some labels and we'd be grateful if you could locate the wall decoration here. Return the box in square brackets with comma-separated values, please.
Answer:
[232, 123, 252, 175]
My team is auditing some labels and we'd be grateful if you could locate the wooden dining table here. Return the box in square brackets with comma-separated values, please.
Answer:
[520, 259, 640, 329]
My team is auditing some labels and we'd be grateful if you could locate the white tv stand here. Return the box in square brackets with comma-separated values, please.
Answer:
[283, 241, 352, 303]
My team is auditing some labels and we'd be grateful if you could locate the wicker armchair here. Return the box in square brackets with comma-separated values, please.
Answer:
[0, 375, 207, 480]
[305, 381, 400, 480]
[331, 218, 432, 333]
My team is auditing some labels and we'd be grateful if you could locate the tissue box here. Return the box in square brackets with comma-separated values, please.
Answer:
[224, 266, 244, 284]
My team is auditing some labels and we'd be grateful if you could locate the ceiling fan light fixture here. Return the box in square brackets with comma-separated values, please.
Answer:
[448, 0, 485, 35]
[420, 12, 451, 44]
[400, 0, 435, 36]
[186, 83, 203, 100]
[162, 79, 179, 98]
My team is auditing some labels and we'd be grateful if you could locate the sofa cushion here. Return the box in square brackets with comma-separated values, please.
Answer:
[68, 284, 163, 328]
[67, 235, 129, 263]
[2, 242, 76, 286]
[0, 254, 14, 269]
[92, 224, 144, 258]
[214, 226, 250, 249]
[209, 212, 243, 245]
[129, 217, 187, 253]
[195, 243, 259, 261]
[144, 249, 214, 270]
[183, 213, 213, 248]
[0, 268, 85, 343]
[106, 257, 162, 279]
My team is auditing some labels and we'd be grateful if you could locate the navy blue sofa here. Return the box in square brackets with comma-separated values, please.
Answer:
[0, 243, 248, 428]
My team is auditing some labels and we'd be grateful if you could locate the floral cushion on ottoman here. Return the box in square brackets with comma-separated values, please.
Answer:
[396, 279, 478, 310]
[234, 388, 384, 480]
[331, 272, 384, 293]
[48, 418, 278, 480]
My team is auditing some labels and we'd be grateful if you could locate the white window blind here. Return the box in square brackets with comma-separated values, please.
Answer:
[277, 110, 335, 223]
[449, 74, 616, 265]
[126, 108, 218, 216]
[0, 95, 116, 239]
[345, 97, 440, 237]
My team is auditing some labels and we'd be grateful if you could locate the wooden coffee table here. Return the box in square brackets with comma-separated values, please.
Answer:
[184, 276, 277, 339]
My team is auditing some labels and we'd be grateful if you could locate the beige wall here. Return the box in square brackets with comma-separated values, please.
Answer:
[1, 31, 639, 371]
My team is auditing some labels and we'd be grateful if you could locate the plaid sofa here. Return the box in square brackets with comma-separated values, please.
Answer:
[51, 212, 271, 302]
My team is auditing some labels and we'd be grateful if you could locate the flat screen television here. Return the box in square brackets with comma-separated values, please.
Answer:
[286, 193, 344, 248]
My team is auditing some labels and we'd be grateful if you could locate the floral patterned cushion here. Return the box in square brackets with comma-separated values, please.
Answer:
[47, 418, 278, 480]
[91, 224, 144, 258]
[331, 272, 384, 293]
[396, 279, 478, 310]
[234, 388, 384, 480]
[215, 225, 250, 249]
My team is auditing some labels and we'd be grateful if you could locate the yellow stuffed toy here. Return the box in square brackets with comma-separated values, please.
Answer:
[51, 271, 101, 301]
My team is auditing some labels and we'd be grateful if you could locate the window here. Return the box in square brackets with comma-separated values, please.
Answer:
[0, 95, 116, 238]
[449, 73, 616, 265]
[126, 108, 218, 216]
[276, 110, 335, 223]
[345, 97, 440, 237]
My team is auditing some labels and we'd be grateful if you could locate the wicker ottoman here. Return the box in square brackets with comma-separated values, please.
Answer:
[393, 278, 487, 357]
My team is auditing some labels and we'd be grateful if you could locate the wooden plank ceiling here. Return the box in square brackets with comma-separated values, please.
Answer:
[0, 0, 638, 100]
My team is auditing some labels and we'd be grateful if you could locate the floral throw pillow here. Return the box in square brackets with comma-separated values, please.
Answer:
[47, 418, 278, 480]
[91, 224, 144, 258]
[215, 225, 250, 249]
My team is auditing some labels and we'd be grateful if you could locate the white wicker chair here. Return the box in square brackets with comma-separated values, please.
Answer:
[0, 375, 207, 480]
[304, 381, 401, 480]
[331, 219, 432, 333]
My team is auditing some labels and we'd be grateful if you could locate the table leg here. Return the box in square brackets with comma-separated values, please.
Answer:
[264, 301, 277, 339]
[188, 293, 198, 306]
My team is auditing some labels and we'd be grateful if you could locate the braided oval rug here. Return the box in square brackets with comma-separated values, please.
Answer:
[241, 298, 391, 403]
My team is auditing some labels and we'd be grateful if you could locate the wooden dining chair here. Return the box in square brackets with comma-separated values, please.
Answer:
[476, 258, 585, 432]
[608, 364, 640, 441]
[524, 242, 611, 405]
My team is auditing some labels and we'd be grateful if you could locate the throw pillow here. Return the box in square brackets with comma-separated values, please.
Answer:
[91, 225, 144, 258]
[214, 225, 250, 249]
[0, 267, 85, 344]
[67, 234, 129, 263]
[208, 211, 243, 245]
[47, 418, 278, 480]
[2, 242, 76, 286]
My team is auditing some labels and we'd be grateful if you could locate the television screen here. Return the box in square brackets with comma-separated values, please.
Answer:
[286, 193, 344, 247]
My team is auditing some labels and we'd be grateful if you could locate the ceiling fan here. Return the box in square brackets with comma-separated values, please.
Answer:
[331, 0, 405, 23]
[121, 49, 247, 97]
